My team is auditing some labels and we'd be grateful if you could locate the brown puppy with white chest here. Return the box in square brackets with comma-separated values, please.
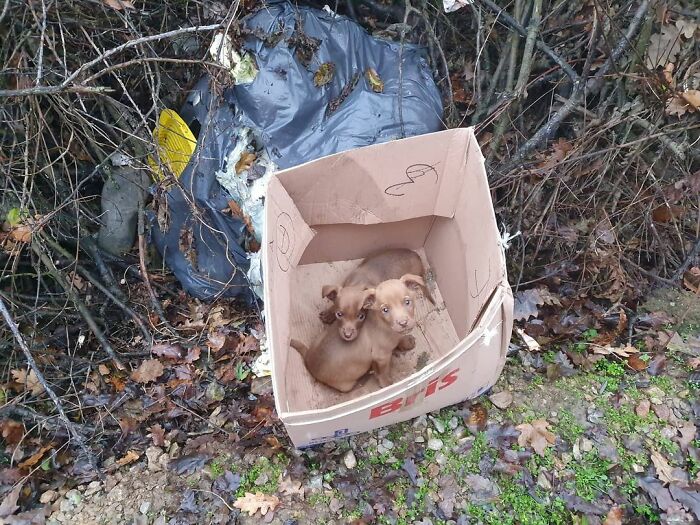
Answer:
[291, 274, 429, 391]
[320, 249, 435, 342]
[365, 274, 430, 387]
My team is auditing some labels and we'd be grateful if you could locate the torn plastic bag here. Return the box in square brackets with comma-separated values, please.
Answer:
[150, 1, 443, 302]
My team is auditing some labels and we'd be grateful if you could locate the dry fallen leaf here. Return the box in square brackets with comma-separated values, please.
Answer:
[516, 328, 541, 352]
[667, 90, 700, 117]
[279, 475, 305, 498]
[11, 368, 45, 396]
[116, 450, 140, 467]
[627, 354, 648, 371]
[683, 267, 700, 294]
[651, 449, 683, 485]
[233, 492, 280, 516]
[365, 68, 384, 93]
[603, 506, 624, 525]
[646, 25, 682, 68]
[677, 422, 697, 452]
[466, 403, 488, 430]
[17, 444, 53, 469]
[593, 345, 639, 358]
[313, 62, 335, 87]
[676, 18, 699, 39]
[516, 419, 556, 456]
[489, 391, 513, 410]
[235, 151, 256, 174]
[104, 0, 135, 10]
[131, 359, 165, 383]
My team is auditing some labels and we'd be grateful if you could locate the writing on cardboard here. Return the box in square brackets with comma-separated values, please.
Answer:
[384, 163, 439, 197]
[369, 368, 460, 419]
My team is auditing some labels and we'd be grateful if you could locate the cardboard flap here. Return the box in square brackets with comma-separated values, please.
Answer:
[276, 129, 473, 226]
[266, 176, 315, 270]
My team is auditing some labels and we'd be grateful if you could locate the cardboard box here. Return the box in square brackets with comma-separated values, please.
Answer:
[263, 128, 513, 448]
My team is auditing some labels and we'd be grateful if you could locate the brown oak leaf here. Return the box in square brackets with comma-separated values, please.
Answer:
[131, 359, 164, 383]
[651, 449, 684, 485]
[516, 419, 556, 456]
[233, 492, 280, 516]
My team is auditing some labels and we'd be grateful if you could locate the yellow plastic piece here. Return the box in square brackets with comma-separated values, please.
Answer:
[149, 109, 196, 180]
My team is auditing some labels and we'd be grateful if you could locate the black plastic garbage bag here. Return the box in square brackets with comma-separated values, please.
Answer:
[151, 1, 443, 302]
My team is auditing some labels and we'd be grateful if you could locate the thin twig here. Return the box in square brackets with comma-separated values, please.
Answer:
[508, 0, 650, 167]
[514, 0, 542, 97]
[0, 23, 224, 98]
[477, 0, 579, 82]
[0, 296, 101, 478]
[32, 242, 126, 370]
[672, 237, 700, 282]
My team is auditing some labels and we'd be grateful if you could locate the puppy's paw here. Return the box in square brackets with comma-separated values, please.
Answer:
[319, 309, 336, 324]
[398, 335, 416, 351]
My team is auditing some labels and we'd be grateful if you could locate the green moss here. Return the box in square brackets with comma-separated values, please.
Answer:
[307, 492, 331, 505]
[570, 451, 613, 502]
[649, 375, 673, 393]
[466, 478, 569, 525]
[556, 409, 585, 444]
[236, 454, 288, 496]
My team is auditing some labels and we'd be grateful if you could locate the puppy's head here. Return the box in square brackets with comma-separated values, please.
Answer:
[369, 274, 427, 334]
[322, 285, 374, 341]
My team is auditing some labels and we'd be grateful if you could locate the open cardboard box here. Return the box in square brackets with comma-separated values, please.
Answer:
[263, 128, 513, 448]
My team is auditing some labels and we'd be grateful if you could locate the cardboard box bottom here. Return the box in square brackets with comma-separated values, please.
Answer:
[280, 280, 511, 448]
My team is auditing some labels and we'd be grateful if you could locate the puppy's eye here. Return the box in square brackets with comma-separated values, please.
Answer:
[335, 311, 343, 318]
[358, 312, 366, 321]
[404, 298, 412, 306]
[381, 306, 389, 314]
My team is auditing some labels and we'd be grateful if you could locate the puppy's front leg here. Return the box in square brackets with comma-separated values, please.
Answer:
[373, 358, 392, 388]
[396, 335, 416, 351]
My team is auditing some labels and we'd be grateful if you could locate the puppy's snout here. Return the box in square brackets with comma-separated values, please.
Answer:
[398, 318, 409, 328]
[341, 327, 356, 340]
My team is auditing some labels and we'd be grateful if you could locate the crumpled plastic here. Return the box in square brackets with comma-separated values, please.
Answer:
[150, 0, 443, 302]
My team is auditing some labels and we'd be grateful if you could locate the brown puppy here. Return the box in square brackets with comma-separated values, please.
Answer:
[291, 274, 427, 392]
[290, 289, 377, 392]
[320, 249, 434, 341]
[365, 274, 430, 386]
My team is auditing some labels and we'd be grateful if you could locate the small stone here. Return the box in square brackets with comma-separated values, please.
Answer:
[254, 472, 269, 486]
[413, 415, 428, 429]
[581, 438, 594, 453]
[343, 450, 357, 469]
[145, 447, 164, 472]
[40, 490, 58, 504]
[448, 416, 459, 430]
[59, 499, 74, 513]
[66, 490, 81, 506]
[377, 444, 388, 455]
[632, 463, 644, 473]
[329, 497, 343, 513]
[415, 436, 425, 443]
[309, 475, 323, 491]
[536, 472, 552, 490]
[84, 481, 101, 497]
[489, 391, 514, 409]
[432, 418, 446, 434]
[53, 512, 66, 523]
[435, 452, 448, 466]
[646, 386, 665, 400]
[382, 439, 394, 450]
[652, 404, 671, 421]
[428, 438, 443, 451]
[636, 399, 651, 418]
[140, 501, 151, 514]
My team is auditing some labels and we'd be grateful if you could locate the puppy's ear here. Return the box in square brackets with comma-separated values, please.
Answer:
[400, 273, 427, 294]
[322, 285, 339, 301]
[361, 289, 377, 310]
